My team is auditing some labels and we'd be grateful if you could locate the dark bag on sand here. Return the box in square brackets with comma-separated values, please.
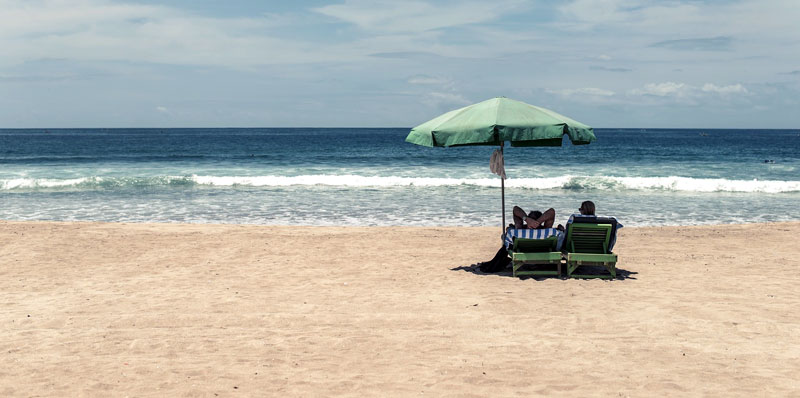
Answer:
[479, 247, 511, 273]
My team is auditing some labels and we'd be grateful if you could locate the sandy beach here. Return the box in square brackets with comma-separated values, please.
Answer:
[1, 221, 799, 397]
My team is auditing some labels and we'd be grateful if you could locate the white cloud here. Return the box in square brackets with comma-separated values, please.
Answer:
[701, 83, 748, 95]
[628, 82, 749, 100]
[408, 75, 449, 85]
[555, 0, 708, 36]
[629, 82, 689, 97]
[406, 74, 457, 92]
[313, 0, 522, 33]
[156, 106, 169, 114]
[0, 0, 340, 67]
[421, 92, 471, 109]
[0, 0, 535, 68]
[557, 0, 636, 26]
[548, 87, 615, 97]
[553, 0, 800, 64]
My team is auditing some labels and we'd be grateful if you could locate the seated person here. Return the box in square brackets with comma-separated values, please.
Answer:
[564, 200, 622, 251]
[512, 206, 556, 229]
[480, 205, 558, 273]
[573, 200, 595, 219]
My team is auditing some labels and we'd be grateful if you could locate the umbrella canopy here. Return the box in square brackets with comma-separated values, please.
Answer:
[406, 97, 595, 147]
[405, 97, 595, 234]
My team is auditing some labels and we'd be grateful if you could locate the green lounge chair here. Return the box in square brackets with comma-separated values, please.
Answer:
[510, 235, 562, 278]
[563, 223, 618, 279]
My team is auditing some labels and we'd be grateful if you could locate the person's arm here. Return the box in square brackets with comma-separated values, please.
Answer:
[539, 208, 556, 228]
[512, 206, 527, 229]
[526, 208, 556, 228]
[557, 214, 576, 232]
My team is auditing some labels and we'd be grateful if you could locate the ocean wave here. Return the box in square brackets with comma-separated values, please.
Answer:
[0, 176, 196, 190]
[1, 175, 799, 193]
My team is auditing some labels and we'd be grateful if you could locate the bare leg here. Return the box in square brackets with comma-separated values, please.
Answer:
[512, 206, 527, 229]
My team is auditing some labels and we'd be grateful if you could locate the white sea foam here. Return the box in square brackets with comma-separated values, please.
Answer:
[597, 176, 800, 193]
[2, 175, 800, 193]
[192, 174, 505, 187]
[1, 177, 96, 190]
[150, 174, 800, 193]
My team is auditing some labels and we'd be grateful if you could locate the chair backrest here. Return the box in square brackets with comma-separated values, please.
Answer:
[570, 215, 618, 238]
[565, 223, 612, 254]
[512, 235, 558, 253]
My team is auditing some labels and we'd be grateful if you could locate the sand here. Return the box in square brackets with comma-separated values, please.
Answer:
[1, 221, 799, 397]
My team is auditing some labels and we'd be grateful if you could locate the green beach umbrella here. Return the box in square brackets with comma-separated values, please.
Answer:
[405, 97, 596, 232]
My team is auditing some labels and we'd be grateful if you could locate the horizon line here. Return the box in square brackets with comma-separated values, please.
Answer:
[1, 126, 798, 131]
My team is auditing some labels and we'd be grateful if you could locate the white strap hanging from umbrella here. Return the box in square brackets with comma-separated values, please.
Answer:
[490, 149, 506, 179]
[490, 147, 507, 236]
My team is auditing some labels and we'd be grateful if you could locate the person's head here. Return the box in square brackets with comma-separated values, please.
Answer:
[528, 210, 543, 219]
[579, 201, 595, 215]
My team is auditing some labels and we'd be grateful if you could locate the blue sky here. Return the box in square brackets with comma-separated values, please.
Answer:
[1, 0, 798, 128]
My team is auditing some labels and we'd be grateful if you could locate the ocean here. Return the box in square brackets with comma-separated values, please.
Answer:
[1, 128, 799, 227]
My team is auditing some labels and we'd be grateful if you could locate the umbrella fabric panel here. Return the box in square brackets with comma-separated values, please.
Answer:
[404, 107, 464, 146]
[490, 98, 595, 145]
[494, 98, 575, 127]
[412, 99, 501, 147]
[405, 128, 436, 147]
[564, 125, 596, 145]
[500, 125, 567, 146]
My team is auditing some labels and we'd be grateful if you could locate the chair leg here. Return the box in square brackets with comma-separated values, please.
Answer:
[567, 261, 616, 279]
[605, 263, 616, 279]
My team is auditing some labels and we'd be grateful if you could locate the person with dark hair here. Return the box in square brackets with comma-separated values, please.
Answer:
[566, 200, 622, 251]
[578, 200, 595, 216]
[512, 206, 556, 229]
[478, 205, 558, 273]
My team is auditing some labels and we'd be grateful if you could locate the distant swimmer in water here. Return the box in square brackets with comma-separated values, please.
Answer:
[764, 159, 775, 163]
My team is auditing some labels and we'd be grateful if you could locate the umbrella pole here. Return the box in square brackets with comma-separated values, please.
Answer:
[500, 144, 505, 235]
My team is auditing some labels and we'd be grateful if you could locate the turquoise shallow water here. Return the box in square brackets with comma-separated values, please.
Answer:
[1, 128, 799, 226]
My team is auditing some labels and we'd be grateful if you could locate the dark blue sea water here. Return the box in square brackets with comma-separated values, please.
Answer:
[1, 128, 799, 226]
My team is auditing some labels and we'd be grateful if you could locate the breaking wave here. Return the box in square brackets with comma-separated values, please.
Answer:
[2, 175, 799, 193]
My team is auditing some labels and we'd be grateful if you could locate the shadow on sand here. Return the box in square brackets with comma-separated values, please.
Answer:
[451, 263, 637, 281]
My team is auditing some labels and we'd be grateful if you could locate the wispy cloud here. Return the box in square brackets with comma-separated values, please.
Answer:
[368, 51, 441, 59]
[630, 82, 691, 97]
[313, 0, 521, 33]
[590, 66, 632, 73]
[701, 83, 748, 95]
[649, 36, 733, 51]
[628, 82, 748, 100]
[0, 73, 94, 82]
[547, 87, 616, 99]
[407, 74, 452, 86]
[421, 92, 471, 110]
[0, 0, 338, 67]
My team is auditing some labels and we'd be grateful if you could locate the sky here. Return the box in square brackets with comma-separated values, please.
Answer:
[1, 0, 798, 128]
